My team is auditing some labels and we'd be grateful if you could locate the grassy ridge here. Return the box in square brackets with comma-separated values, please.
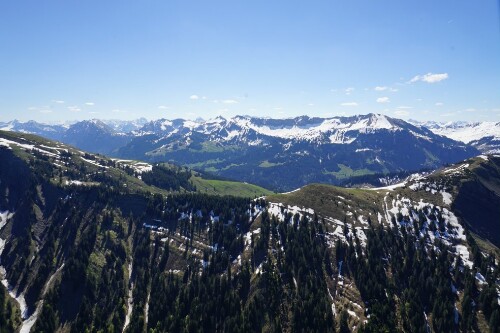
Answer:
[267, 183, 384, 220]
[191, 175, 273, 197]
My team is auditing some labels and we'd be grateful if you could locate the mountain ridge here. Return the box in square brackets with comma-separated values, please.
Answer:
[0, 114, 484, 191]
[0, 130, 498, 332]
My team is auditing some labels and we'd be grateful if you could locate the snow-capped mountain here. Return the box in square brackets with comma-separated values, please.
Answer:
[0, 114, 481, 191]
[0, 119, 145, 155]
[134, 113, 437, 145]
[0, 120, 69, 141]
[101, 118, 148, 133]
[411, 120, 500, 154]
[117, 114, 478, 191]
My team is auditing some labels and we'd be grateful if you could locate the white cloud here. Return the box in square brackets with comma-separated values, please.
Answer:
[308, 103, 315, 106]
[189, 95, 200, 100]
[376, 97, 390, 104]
[396, 106, 413, 109]
[344, 87, 355, 95]
[85, 102, 95, 106]
[409, 72, 448, 84]
[273, 107, 283, 111]
[222, 99, 238, 104]
[394, 110, 410, 117]
[88, 111, 99, 115]
[68, 106, 81, 112]
[374, 86, 398, 92]
[435, 102, 444, 106]
[53, 100, 65, 104]
[112, 109, 127, 113]
[465, 108, 476, 112]
[340, 102, 358, 107]
[158, 105, 169, 110]
[39, 109, 53, 114]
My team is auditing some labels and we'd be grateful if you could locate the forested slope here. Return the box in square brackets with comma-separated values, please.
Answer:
[0, 131, 498, 332]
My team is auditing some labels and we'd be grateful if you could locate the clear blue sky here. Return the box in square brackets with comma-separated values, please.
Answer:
[1, 0, 499, 122]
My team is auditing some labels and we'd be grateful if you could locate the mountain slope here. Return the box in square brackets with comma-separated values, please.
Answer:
[119, 114, 478, 191]
[0, 130, 498, 332]
[0, 118, 147, 156]
[1, 115, 480, 191]
[413, 120, 500, 154]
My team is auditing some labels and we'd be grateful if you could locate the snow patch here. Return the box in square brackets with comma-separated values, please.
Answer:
[455, 244, 473, 269]
[441, 191, 452, 205]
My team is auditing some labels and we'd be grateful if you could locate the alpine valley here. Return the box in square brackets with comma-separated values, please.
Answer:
[0, 126, 499, 333]
[1, 114, 489, 192]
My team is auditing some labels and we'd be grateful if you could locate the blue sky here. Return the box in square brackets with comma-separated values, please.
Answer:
[1, 0, 499, 122]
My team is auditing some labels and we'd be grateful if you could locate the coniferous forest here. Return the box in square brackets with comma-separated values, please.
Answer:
[0, 132, 499, 333]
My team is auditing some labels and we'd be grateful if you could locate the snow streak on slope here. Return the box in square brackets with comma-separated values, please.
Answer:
[123, 260, 134, 333]
[0, 211, 28, 320]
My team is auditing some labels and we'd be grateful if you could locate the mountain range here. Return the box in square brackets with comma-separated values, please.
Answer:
[411, 120, 500, 154]
[0, 130, 499, 332]
[2, 114, 492, 191]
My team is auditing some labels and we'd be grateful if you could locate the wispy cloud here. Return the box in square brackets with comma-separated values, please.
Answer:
[396, 106, 413, 109]
[112, 109, 127, 113]
[376, 97, 390, 104]
[158, 105, 169, 110]
[340, 102, 358, 107]
[68, 106, 81, 112]
[374, 86, 398, 92]
[189, 94, 200, 100]
[53, 100, 65, 104]
[28, 105, 53, 113]
[344, 87, 354, 95]
[222, 99, 238, 104]
[409, 72, 448, 84]
[85, 102, 95, 106]
[435, 102, 444, 106]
